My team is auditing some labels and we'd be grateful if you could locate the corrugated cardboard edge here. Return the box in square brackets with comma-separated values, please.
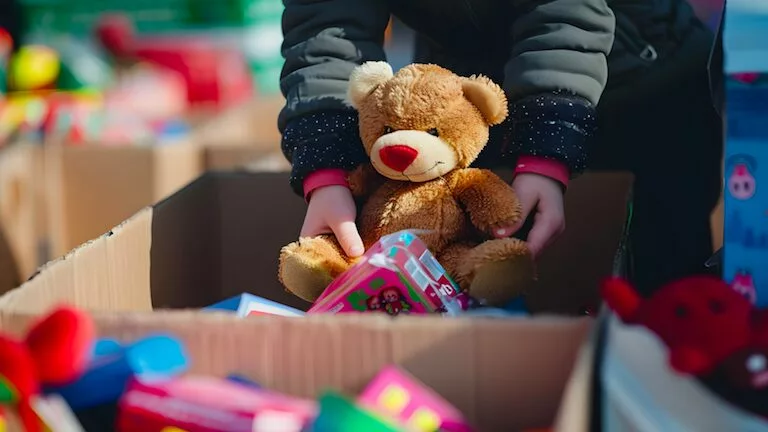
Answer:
[0, 207, 154, 333]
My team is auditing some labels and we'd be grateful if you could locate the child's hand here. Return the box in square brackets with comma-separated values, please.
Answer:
[509, 173, 566, 257]
[301, 185, 365, 257]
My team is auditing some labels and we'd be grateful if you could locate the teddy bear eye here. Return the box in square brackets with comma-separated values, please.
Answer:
[427, 128, 439, 137]
[383, 126, 394, 134]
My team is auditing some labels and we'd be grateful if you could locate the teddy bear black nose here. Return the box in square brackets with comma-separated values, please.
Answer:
[379, 145, 418, 172]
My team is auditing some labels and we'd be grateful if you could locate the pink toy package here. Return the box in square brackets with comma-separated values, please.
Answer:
[116, 376, 316, 432]
[308, 230, 468, 316]
[358, 366, 474, 432]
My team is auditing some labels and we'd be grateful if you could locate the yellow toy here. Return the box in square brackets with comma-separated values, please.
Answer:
[8, 46, 60, 92]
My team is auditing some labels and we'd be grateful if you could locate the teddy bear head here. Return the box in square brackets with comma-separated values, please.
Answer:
[348, 62, 508, 182]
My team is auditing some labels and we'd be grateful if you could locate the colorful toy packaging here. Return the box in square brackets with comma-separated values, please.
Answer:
[308, 231, 470, 317]
[722, 0, 768, 307]
[358, 366, 473, 432]
[205, 293, 305, 318]
[116, 376, 317, 432]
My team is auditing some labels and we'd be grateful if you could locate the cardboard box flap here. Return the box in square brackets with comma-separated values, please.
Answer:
[0, 208, 153, 318]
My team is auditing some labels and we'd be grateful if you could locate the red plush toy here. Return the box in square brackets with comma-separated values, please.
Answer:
[0, 305, 94, 431]
[601, 276, 754, 375]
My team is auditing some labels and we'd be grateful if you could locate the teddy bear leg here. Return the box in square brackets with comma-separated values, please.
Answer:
[278, 235, 354, 303]
[458, 238, 535, 307]
[436, 242, 477, 291]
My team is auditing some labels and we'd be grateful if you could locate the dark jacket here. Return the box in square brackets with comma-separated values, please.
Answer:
[278, 0, 707, 196]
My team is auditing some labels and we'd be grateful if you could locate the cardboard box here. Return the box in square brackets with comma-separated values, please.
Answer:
[0, 142, 45, 280]
[193, 96, 287, 172]
[0, 171, 631, 431]
[44, 139, 203, 258]
[193, 96, 283, 149]
[0, 222, 20, 295]
[204, 147, 289, 172]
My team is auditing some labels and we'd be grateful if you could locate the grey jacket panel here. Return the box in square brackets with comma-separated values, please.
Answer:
[504, 0, 615, 105]
[278, 0, 391, 132]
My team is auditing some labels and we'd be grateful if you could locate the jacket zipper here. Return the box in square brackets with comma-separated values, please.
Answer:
[614, 13, 658, 62]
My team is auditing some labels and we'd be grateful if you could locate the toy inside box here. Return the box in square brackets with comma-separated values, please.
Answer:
[0, 305, 474, 431]
[0, 171, 632, 431]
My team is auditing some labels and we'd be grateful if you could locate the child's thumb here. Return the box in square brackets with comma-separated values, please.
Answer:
[334, 220, 365, 257]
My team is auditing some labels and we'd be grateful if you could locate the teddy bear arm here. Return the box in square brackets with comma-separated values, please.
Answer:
[348, 163, 384, 199]
[450, 169, 522, 235]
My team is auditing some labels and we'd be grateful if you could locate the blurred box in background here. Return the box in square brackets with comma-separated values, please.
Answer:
[193, 95, 288, 172]
[0, 142, 44, 281]
[44, 137, 202, 258]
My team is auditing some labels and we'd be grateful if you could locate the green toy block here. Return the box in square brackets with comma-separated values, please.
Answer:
[311, 391, 406, 432]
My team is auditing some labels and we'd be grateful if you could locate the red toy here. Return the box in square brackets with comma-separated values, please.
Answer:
[0, 305, 94, 431]
[601, 276, 754, 375]
[94, 14, 253, 109]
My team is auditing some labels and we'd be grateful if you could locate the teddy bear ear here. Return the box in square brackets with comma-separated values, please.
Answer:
[348, 61, 394, 108]
[461, 75, 508, 126]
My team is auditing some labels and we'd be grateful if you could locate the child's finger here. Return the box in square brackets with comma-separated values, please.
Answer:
[333, 220, 365, 257]
[526, 213, 564, 257]
[509, 191, 537, 235]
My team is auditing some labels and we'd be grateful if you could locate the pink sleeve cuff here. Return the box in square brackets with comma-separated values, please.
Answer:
[303, 169, 350, 201]
[513, 156, 570, 188]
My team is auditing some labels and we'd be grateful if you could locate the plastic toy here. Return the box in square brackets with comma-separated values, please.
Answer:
[0, 28, 12, 95]
[311, 391, 405, 432]
[0, 305, 94, 432]
[95, 14, 253, 108]
[225, 374, 261, 390]
[47, 334, 188, 410]
[279, 63, 535, 307]
[116, 376, 316, 432]
[104, 64, 188, 124]
[601, 276, 754, 374]
[7, 45, 61, 92]
[308, 231, 467, 316]
[206, 293, 305, 318]
[358, 366, 473, 432]
[31, 394, 85, 431]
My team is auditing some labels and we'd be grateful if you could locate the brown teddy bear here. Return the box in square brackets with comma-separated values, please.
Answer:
[279, 62, 535, 307]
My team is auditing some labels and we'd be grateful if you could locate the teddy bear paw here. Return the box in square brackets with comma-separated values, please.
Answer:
[458, 238, 535, 307]
[278, 236, 352, 303]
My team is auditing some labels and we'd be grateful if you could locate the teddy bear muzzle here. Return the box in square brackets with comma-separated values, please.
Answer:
[370, 129, 458, 182]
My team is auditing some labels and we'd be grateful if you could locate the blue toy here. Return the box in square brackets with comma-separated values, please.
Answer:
[206, 293, 306, 317]
[46, 334, 188, 409]
[225, 373, 262, 389]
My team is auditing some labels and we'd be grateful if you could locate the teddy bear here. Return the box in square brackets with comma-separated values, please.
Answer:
[279, 62, 535, 307]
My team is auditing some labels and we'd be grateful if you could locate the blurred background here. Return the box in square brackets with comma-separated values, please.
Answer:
[0, 0, 722, 290]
